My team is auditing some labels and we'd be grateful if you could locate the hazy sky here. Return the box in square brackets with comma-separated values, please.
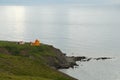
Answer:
[0, 0, 120, 5]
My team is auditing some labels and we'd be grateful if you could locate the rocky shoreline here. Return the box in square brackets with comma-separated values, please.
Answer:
[44, 45, 112, 69]
[0, 41, 113, 80]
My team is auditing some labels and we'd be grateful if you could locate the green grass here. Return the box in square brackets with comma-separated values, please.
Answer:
[0, 73, 51, 80]
[0, 41, 57, 56]
[0, 41, 76, 80]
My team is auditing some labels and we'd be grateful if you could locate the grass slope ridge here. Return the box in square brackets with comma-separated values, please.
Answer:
[0, 41, 77, 80]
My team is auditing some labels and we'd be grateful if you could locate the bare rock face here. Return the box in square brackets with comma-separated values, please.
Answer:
[42, 45, 113, 69]
[41, 45, 76, 69]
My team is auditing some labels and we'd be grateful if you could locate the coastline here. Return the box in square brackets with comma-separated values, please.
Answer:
[0, 40, 112, 80]
[0, 40, 77, 80]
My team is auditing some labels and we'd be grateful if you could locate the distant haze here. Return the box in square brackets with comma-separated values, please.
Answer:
[0, 0, 120, 6]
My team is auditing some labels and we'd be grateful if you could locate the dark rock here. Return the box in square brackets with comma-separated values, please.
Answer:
[94, 57, 112, 60]
[74, 56, 87, 61]
[86, 58, 92, 61]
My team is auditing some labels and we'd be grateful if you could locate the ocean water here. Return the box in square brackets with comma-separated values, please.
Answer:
[0, 5, 120, 80]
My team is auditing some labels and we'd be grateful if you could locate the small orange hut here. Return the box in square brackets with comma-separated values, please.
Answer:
[31, 39, 40, 46]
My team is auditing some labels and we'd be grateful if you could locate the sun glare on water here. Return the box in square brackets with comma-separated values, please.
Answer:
[5, 6, 26, 40]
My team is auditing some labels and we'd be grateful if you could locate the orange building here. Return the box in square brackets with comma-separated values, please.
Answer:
[31, 39, 40, 46]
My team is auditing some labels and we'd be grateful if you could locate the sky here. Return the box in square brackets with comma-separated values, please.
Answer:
[0, 0, 120, 5]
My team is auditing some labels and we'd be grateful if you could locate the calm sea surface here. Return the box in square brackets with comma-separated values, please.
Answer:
[0, 5, 120, 80]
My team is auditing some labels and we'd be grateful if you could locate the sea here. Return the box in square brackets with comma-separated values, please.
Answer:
[0, 5, 120, 80]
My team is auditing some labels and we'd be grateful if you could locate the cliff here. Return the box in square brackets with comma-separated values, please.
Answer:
[0, 41, 77, 80]
[0, 40, 112, 80]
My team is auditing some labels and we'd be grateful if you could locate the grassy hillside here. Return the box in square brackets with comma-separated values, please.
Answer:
[0, 41, 76, 80]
